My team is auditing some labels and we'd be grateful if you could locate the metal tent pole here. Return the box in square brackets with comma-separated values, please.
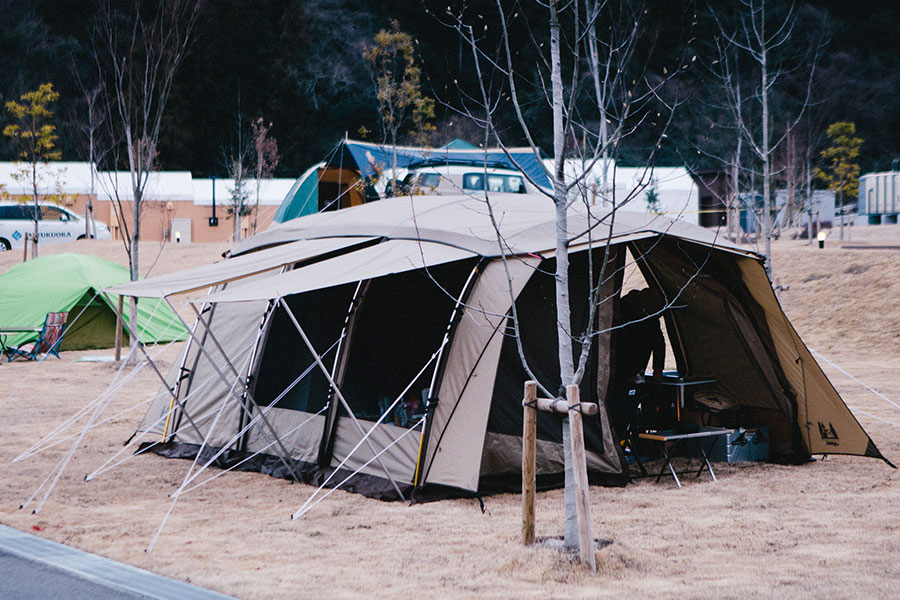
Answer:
[101, 293, 208, 443]
[317, 279, 371, 468]
[172, 298, 303, 483]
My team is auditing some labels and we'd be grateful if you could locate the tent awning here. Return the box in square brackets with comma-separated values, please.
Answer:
[106, 237, 376, 298]
[192, 239, 479, 304]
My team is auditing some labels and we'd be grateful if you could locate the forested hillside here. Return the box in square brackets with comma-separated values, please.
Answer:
[1, 0, 898, 179]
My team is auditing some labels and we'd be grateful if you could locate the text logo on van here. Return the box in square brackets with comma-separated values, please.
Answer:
[12, 230, 22, 241]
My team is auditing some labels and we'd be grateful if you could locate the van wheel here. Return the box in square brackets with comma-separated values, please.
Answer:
[77, 235, 86, 241]
[0, 238, 10, 252]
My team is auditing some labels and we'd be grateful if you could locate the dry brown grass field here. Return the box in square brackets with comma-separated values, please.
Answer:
[1, 228, 899, 599]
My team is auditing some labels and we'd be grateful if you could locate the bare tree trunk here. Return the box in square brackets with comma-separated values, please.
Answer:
[234, 161, 243, 242]
[839, 191, 844, 240]
[130, 188, 141, 356]
[31, 162, 40, 259]
[549, 0, 581, 551]
[785, 123, 797, 230]
[806, 151, 813, 245]
[760, 12, 772, 271]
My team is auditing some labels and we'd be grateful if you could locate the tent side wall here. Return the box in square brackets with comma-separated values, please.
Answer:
[138, 289, 270, 447]
[479, 246, 628, 489]
[735, 259, 882, 458]
[420, 258, 540, 491]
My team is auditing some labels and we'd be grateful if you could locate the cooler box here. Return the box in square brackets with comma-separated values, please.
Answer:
[699, 426, 769, 463]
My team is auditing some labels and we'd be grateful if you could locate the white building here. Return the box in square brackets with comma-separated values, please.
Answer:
[858, 171, 899, 225]
[545, 159, 701, 225]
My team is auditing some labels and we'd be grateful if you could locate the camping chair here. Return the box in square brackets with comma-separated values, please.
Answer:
[7, 312, 69, 362]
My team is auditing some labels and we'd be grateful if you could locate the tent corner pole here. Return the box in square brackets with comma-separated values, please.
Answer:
[100, 292, 208, 444]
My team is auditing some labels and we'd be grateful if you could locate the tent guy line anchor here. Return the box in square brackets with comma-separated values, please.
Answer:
[147, 348, 253, 553]
[811, 349, 900, 412]
[14, 330, 189, 463]
[18, 331, 184, 512]
[83, 367, 230, 482]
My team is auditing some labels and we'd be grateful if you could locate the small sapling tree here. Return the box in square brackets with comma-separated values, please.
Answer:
[817, 122, 861, 241]
[363, 20, 435, 194]
[3, 83, 62, 258]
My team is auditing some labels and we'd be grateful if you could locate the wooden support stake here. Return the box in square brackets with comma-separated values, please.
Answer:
[536, 397, 598, 416]
[114, 294, 124, 362]
[522, 381, 537, 545]
[23, 233, 29, 262]
[567, 384, 596, 572]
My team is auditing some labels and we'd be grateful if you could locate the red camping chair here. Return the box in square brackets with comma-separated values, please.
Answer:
[7, 312, 69, 362]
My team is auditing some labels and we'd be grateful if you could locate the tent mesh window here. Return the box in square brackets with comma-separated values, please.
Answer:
[337, 259, 476, 426]
[252, 283, 357, 413]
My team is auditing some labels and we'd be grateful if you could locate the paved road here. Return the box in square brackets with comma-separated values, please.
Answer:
[0, 525, 236, 600]
[0, 549, 151, 600]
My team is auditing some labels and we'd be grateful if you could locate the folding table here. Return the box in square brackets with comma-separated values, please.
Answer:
[637, 426, 733, 488]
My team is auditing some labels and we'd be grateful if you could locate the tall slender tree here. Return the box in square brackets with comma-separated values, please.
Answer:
[251, 117, 280, 235]
[446, 0, 677, 569]
[363, 20, 435, 191]
[713, 0, 821, 270]
[93, 0, 201, 355]
[94, 0, 202, 281]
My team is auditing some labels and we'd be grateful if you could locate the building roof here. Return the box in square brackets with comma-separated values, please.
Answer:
[0, 162, 297, 206]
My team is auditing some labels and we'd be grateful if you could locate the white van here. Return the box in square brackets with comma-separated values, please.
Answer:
[0, 202, 111, 252]
[399, 164, 539, 196]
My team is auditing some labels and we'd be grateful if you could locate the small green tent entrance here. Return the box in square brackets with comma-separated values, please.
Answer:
[0, 254, 187, 351]
[110, 195, 887, 502]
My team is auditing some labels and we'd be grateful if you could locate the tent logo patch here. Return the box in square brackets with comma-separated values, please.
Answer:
[11, 230, 21, 241]
[818, 421, 839, 446]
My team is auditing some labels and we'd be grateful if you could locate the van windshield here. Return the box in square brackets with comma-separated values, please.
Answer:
[40, 206, 74, 221]
[462, 173, 526, 194]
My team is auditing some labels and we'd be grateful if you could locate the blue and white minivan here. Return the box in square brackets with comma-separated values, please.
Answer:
[0, 202, 111, 252]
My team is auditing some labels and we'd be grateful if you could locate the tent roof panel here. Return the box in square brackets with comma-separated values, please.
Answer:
[193, 239, 477, 303]
[107, 236, 376, 298]
[235, 194, 752, 258]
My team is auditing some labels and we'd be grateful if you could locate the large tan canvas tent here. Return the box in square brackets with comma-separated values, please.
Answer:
[111, 194, 886, 500]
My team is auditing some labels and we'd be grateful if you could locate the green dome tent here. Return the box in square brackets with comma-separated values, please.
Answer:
[0, 254, 187, 351]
